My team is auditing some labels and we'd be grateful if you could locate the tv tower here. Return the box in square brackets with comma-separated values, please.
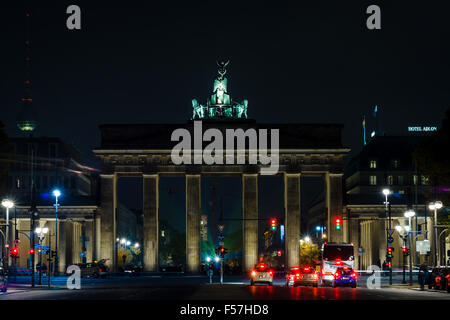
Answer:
[16, 8, 39, 288]
[17, 10, 38, 132]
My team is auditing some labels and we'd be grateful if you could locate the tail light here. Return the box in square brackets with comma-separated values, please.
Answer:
[351, 273, 357, 278]
[290, 275, 294, 280]
[269, 270, 274, 276]
[296, 273, 300, 278]
[334, 272, 340, 278]
[304, 266, 310, 272]
[335, 260, 342, 265]
[251, 270, 256, 277]
[321, 269, 325, 276]
[313, 273, 318, 280]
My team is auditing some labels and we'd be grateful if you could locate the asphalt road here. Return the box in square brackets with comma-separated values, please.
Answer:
[1, 275, 449, 300]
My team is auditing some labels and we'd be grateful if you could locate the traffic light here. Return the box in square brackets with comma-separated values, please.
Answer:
[270, 218, 277, 230]
[402, 247, 410, 256]
[220, 247, 227, 258]
[334, 217, 342, 230]
[10, 247, 19, 257]
[277, 250, 282, 257]
[386, 247, 393, 259]
[28, 248, 35, 255]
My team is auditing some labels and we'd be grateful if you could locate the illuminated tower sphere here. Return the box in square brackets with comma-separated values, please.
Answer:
[17, 11, 37, 133]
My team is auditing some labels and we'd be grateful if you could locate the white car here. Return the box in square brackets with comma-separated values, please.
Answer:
[250, 263, 274, 286]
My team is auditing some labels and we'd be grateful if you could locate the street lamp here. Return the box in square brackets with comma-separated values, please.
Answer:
[52, 189, 61, 276]
[214, 256, 220, 263]
[429, 201, 444, 266]
[396, 225, 408, 284]
[134, 242, 139, 249]
[1, 199, 14, 269]
[304, 236, 311, 243]
[404, 210, 415, 285]
[382, 188, 392, 285]
[206, 257, 211, 263]
[35, 226, 49, 285]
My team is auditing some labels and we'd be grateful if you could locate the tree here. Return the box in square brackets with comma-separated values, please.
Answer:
[299, 241, 319, 266]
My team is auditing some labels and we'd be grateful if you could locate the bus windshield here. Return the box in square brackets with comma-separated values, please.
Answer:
[323, 245, 354, 261]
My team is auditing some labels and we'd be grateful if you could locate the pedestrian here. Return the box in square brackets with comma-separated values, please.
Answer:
[418, 264, 427, 290]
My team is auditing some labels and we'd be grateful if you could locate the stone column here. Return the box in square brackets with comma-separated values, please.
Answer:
[143, 174, 159, 272]
[284, 173, 300, 268]
[325, 173, 343, 243]
[94, 213, 101, 261]
[100, 174, 117, 270]
[242, 174, 258, 272]
[186, 174, 201, 273]
[86, 220, 94, 262]
[58, 219, 67, 273]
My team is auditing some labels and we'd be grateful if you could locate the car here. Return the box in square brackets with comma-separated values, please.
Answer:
[75, 260, 109, 278]
[250, 263, 274, 286]
[0, 268, 7, 293]
[286, 266, 320, 287]
[430, 267, 449, 291]
[331, 266, 357, 288]
[122, 263, 142, 276]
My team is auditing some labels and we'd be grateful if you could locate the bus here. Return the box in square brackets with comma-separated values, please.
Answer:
[320, 243, 355, 285]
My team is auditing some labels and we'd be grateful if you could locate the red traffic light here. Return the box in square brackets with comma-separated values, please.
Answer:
[220, 248, 225, 253]
[402, 247, 407, 253]
[28, 248, 35, 255]
[10, 247, 19, 256]
[277, 250, 282, 256]
[270, 218, 277, 225]
[334, 217, 341, 224]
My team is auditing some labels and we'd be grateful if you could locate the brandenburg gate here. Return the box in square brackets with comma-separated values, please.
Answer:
[94, 62, 349, 273]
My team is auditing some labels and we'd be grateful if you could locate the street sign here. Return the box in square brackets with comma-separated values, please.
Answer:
[387, 236, 394, 244]
[416, 240, 430, 254]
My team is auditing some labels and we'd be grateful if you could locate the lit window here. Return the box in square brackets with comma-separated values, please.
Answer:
[369, 160, 377, 169]
[16, 177, 20, 189]
[369, 175, 377, 185]
[413, 175, 418, 185]
[421, 175, 429, 185]
[161, 230, 165, 237]
[398, 176, 404, 185]
[387, 175, 393, 185]
[399, 189, 405, 194]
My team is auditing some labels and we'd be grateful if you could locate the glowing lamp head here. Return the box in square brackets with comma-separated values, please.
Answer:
[315, 226, 321, 231]
[304, 236, 311, 242]
[215, 257, 220, 262]
[382, 189, 391, 196]
[395, 225, 403, 233]
[404, 210, 415, 218]
[206, 257, 211, 263]
[52, 189, 61, 198]
[1, 199, 14, 209]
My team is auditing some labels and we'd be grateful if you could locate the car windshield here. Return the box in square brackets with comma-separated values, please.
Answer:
[323, 245, 354, 261]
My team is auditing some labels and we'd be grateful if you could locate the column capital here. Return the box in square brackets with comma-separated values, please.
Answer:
[142, 173, 159, 178]
[326, 172, 344, 177]
[100, 173, 116, 179]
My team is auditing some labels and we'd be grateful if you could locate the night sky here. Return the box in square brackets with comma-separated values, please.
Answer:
[1, 1, 449, 239]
